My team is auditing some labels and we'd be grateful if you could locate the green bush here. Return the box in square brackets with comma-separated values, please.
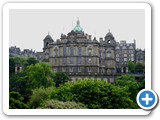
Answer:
[39, 100, 87, 109]
[29, 87, 55, 108]
[9, 91, 29, 109]
[51, 79, 138, 109]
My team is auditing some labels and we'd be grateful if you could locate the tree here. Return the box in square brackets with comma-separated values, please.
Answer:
[51, 79, 138, 109]
[116, 75, 139, 103]
[9, 62, 55, 102]
[9, 58, 15, 75]
[128, 61, 135, 73]
[26, 57, 39, 66]
[39, 100, 87, 109]
[53, 72, 71, 87]
[135, 63, 145, 74]
[29, 86, 55, 108]
[9, 91, 29, 109]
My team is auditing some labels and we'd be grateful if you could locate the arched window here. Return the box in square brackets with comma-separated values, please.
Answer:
[70, 47, 74, 56]
[107, 51, 111, 57]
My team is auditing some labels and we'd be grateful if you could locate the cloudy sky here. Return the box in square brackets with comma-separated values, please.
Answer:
[9, 9, 145, 52]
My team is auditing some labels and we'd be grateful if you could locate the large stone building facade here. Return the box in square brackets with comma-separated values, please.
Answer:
[43, 19, 117, 83]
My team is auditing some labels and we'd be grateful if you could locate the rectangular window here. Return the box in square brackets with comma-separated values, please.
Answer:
[63, 47, 66, 56]
[78, 57, 82, 64]
[124, 58, 127, 61]
[70, 57, 74, 64]
[70, 67, 73, 72]
[54, 68, 57, 72]
[78, 67, 81, 72]
[78, 48, 82, 56]
[63, 58, 66, 64]
[88, 67, 91, 72]
[70, 47, 74, 56]
[62, 67, 66, 72]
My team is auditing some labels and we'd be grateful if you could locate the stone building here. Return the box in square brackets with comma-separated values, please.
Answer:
[115, 40, 136, 73]
[43, 19, 117, 83]
[136, 48, 145, 64]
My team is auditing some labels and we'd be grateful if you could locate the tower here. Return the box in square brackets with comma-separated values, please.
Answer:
[43, 33, 54, 62]
[104, 30, 116, 76]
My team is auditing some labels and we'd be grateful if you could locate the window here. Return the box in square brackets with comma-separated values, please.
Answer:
[88, 49, 92, 56]
[78, 57, 82, 64]
[107, 51, 111, 57]
[70, 67, 73, 72]
[70, 57, 74, 64]
[124, 58, 127, 61]
[78, 47, 82, 56]
[70, 47, 74, 56]
[63, 47, 66, 56]
[116, 54, 119, 57]
[54, 58, 57, 64]
[54, 68, 57, 72]
[62, 68, 66, 72]
[108, 40, 111, 44]
[88, 67, 91, 72]
[124, 54, 127, 57]
[88, 58, 91, 63]
[131, 54, 134, 57]
[116, 58, 119, 61]
[54, 48, 58, 56]
[78, 67, 81, 72]
[131, 57, 134, 61]
[63, 58, 66, 64]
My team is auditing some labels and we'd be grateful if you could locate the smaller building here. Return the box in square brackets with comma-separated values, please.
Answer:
[136, 49, 145, 64]
[115, 40, 136, 73]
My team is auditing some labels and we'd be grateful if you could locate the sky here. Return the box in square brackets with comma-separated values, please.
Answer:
[9, 9, 145, 52]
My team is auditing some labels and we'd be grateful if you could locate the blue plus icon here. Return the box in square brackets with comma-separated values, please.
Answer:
[137, 89, 158, 110]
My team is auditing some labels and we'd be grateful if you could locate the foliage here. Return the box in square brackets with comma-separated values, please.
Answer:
[9, 91, 29, 109]
[9, 62, 55, 102]
[29, 87, 55, 108]
[128, 61, 135, 73]
[9, 58, 15, 75]
[116, 75, 139, 103]
[51, 79, 138, 109]
[26, 57, 39, 66]
[53, 72, 71, 87]
[128, 61, 145, 74]
[135, 63, 145, 73]
[39, 100, 87, 109]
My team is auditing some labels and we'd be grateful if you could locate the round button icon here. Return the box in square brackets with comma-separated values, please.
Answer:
[136, 89, 158, 110]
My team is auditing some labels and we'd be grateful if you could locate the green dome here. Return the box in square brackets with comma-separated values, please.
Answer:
[73, 19, 83, 33]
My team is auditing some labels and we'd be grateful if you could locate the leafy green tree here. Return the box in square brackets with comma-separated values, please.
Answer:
[9, 91, 29, 109]
[9, 58, 15, 75]
[13, 57, 28, 66]
[128, 61, 135, 73]
[51, 79, 138, 109]
[39, 100, 87, 109]
[116, 75, 139, 103]
[9, 62, 55, 102]
[53, 72, 71, 87]
[26, 57, 39, 66]
[135, 63, 145, 73]
[29, 87, 55, 108]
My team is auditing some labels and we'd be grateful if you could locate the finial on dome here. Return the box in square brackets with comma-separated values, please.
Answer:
[109, 29, 110, 32]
